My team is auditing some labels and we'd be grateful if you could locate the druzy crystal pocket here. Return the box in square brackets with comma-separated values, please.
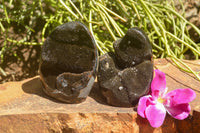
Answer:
[97, 27, 153, 107]
[39, 22, 98, 103]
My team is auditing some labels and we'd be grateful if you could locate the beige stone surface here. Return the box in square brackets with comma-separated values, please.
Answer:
[0, 59, 199, 133]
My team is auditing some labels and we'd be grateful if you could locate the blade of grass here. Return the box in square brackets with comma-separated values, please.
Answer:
[96, 2, 127, 22]
[3, 0, 10, 24]
[98, 9, 117, 41]
[97, 2, 123, 37]
[89, 10, 105, 54]
[69, 0, 84, 19]
[59, 0, 79, 19]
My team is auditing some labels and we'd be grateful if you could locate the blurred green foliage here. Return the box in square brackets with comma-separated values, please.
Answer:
[0, 0, 200, 80]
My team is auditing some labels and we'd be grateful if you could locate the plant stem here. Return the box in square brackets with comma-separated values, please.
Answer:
[89, 10, 105, 54]
[59, 0, 79, 19]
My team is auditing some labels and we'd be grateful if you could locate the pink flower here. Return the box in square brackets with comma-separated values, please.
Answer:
[137, 69, 196, 128]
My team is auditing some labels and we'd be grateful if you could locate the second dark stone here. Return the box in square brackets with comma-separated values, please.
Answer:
[97, 27, 153, 107]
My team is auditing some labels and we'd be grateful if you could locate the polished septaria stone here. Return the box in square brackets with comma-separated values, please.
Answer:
[39, 21, 98, 103]
[98, 27, 153, 107]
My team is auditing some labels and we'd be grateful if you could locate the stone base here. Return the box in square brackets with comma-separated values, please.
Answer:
[0, 59, 200, 133]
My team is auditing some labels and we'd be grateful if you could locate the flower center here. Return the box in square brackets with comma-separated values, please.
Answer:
[157, 97, 166, 103]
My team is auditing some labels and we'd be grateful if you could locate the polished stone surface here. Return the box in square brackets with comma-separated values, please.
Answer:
[39, 21, 98, 103]
[98, 28, 153, 107]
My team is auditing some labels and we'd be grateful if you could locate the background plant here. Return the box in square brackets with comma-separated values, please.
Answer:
[0, 0, 200, 80]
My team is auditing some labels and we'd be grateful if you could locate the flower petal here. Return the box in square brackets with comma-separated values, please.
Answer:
[165, 88, 196, 106]
[151, 70, 167, 98]
[146, 103, 166, 128]
[166, 103, 191, 120]
[137, 95, 153, 118]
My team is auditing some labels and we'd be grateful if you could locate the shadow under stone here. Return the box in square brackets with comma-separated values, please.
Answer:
[22, 76, 109, 106]
[22, 77, 66, 104]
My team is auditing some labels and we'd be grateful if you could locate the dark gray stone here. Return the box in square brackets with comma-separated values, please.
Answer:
[39, 21, 98, 103]
[114, 27, 152, 68]
[98, 28, 153, 107]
